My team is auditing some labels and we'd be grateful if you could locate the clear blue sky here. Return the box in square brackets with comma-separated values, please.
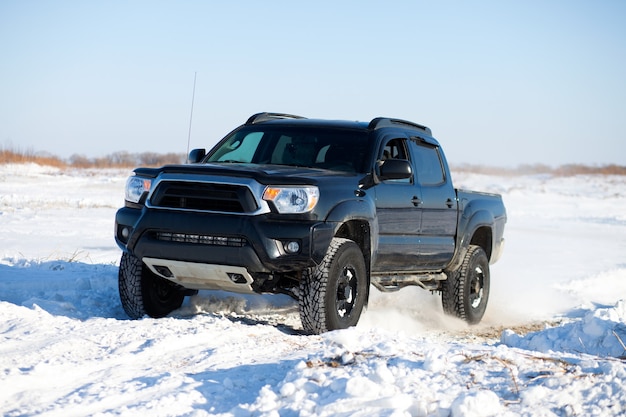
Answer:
[1, 0, 625, 167]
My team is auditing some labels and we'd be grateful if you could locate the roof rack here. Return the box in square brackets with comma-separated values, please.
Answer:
[368, 117, 432, 136]
[246, 112, 307, 125]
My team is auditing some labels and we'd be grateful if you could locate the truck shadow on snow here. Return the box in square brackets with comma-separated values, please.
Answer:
[0, 261, 303, 334]
[187, 359, 304, 413]
[0, 260, 127, 320]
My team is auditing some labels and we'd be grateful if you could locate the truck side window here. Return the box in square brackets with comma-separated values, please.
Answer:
[380, 138, 411, 183]
[381, 138, 408, 161]
[413, 142, 445, 185]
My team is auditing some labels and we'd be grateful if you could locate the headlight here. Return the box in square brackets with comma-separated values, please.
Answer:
[125, 176, 152, 204]
[263, 186, 319, 214]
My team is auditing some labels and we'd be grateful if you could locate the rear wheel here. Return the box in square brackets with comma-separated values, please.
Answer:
[441, 245, 490, 324]
[299, 238, 368, 334]
[118, 252, 185, 319]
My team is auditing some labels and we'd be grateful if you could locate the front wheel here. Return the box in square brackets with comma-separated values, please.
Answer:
[118, 252, 185, 319]
[441, 245, 490, 324]
[299, 238, 368, 334]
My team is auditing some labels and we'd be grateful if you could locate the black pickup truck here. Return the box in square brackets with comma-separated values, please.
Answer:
[115, 113, 506, 334]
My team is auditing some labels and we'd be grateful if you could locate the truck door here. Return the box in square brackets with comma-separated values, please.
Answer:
[409, 138, 457, 268]
[372, 137, 423, 272]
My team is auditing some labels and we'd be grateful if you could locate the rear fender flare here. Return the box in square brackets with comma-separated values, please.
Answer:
[447, 209, 494, 272]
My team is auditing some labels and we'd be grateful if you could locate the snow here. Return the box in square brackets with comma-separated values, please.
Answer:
[1, 163, 626, 416]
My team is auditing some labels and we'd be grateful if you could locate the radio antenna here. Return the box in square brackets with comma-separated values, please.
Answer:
[185, 71, 197, 163]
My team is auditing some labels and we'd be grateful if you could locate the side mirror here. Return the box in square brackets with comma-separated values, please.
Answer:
[188, 148, 206, 164]
[379, 159, 412, 180]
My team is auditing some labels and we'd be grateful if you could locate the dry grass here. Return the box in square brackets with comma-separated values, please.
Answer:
[0, 146, 185, 169]
[0, 148, 68, 169]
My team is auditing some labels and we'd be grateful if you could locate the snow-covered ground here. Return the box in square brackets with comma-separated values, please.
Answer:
[1, 163, 625, 416]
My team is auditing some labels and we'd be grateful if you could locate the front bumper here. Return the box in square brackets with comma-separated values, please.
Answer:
[115, 207, 335, 277]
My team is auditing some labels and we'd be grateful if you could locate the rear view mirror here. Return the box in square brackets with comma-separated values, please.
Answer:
[379, 159, 412, 180]
[188, 148, 206, 164]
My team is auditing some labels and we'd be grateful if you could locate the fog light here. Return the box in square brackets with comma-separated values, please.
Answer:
[121, 227, 131, 239]
[283, 241, 300, 254]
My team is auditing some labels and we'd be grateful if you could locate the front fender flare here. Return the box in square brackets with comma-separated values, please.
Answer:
[324, 198, 378, 262]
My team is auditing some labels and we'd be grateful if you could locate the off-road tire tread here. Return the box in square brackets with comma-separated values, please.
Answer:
[118, 252, 147, 319]
[118, 252, 185, 319]
[441, 245, 489, 324]
[299, 237, 366, 335]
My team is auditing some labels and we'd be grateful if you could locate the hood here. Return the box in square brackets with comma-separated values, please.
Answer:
[134, 162, 359, 186]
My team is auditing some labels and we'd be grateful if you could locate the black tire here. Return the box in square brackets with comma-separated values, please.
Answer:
[118, 252, 185, 319]
[441, 245, 490, 324]
[299, 238, 368, 334]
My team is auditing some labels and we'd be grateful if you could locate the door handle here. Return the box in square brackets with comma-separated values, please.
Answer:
[411, 196, 422, 206]
[446, 198, 454, 208]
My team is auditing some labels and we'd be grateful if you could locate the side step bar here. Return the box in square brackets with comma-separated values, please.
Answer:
[371, 272, 447, 292]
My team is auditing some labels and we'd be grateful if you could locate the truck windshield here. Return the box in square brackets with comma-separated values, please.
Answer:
[206, 127, 370, 173]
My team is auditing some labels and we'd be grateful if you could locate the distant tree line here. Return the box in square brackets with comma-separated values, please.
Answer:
[68, 151, 185, 168]
[1, 146, 185, 168]
[451, 163, 626, 176]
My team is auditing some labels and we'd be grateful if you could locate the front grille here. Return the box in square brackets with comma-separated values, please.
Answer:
[155, 232, 247, 247]
[149, 181, 258, 213]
